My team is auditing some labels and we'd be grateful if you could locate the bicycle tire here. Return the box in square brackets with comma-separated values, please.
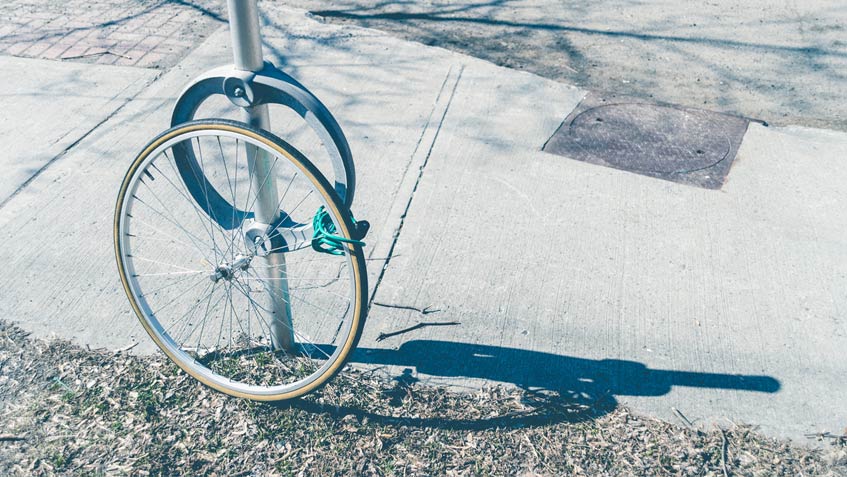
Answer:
[114, 119, 367, 400]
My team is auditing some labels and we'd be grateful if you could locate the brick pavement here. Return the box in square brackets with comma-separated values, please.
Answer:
[0, 0, 225, 69]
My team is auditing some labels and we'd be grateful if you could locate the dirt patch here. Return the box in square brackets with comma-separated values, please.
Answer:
[277, 0, 847, 131]
[1, 321, 845, 475]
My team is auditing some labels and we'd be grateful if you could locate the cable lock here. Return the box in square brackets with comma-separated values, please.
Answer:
[311, 206, 368, 255]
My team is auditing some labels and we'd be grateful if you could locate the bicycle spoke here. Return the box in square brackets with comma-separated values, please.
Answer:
[152, 157, 222, 253]
[242, 268, 347, 336]
[129, 255, 202, 273]
[134, 270, 207, 278]
[233, 279, 335, 362]
[130, 191, 213, 260]
[117, 123, 365, 398]
[164, 279, 215, 340]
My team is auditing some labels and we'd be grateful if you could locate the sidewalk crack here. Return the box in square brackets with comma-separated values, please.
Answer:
[367, 64, 464, 310]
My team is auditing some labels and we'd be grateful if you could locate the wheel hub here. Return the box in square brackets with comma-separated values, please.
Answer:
[210, 254, 252, 283]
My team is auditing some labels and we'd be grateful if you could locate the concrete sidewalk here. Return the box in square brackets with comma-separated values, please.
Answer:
[0, 5, 845, 444]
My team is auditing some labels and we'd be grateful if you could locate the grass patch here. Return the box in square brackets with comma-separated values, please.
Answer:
[0, 321, 844, 476]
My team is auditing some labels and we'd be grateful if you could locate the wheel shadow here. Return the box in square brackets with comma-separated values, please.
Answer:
[284, 340, 780, 431]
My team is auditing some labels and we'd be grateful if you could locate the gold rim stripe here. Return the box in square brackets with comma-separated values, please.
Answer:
[114, 122, 364, 400]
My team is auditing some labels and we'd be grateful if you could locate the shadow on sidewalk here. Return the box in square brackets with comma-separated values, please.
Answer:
[287, 340, 780, 431]
[311, 7, 847, 60]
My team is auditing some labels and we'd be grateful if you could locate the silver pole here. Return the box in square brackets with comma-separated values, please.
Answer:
[228, 0, 295, 352]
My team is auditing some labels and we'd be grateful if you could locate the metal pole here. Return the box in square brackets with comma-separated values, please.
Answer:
[228, 0, 295, 353]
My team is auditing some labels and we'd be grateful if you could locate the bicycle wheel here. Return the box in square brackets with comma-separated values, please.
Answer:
[114, 119, 367, 400]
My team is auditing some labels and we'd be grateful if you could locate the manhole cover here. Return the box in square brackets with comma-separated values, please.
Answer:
[543, 94, 749, 189]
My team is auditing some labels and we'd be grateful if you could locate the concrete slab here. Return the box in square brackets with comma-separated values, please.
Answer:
[0, 56, 157, 204]
[1, 8, 575, 353]
[358, 97, 847, 442]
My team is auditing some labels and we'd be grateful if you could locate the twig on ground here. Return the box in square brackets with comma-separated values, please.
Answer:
[52, 377, 73, 392]
[720, 428, 730, 477]
[365, 256, 394, 261]
[560, 63, 579, 74]
[805, 432, 847, 446]
[113, 342, 138, 353]
[0, 434, 25, 442]
[524, 434, 540, 461]
[372, 302, 441, 315]
[61, 50, 131, 60]
[671, 407, 696, 432]
[376, 321, 460, 341]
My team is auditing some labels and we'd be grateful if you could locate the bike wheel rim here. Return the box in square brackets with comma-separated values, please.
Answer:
[115, 122, 365, 399]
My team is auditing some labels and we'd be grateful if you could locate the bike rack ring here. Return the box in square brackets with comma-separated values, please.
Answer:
[171, 61, 356, 211]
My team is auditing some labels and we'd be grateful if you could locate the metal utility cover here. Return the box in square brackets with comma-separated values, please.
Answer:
[543, 94, 750, 189]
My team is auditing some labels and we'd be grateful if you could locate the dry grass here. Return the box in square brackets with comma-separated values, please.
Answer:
[0, 321, 844, 476]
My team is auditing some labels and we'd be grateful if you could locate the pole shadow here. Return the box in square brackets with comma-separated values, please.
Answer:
[285, 340, 780, 431]
[354, 339, 779, 397]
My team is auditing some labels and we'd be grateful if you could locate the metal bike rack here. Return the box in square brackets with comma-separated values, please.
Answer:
[171, 1, 355, 207]
[169, 0, 356, 353]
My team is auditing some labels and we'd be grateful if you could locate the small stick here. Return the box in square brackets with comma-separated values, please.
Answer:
[376, 321, 460, 341]
[560, 63, 579, 74]
[524, 434, 540, 461]
[372, 302, 441, 315]
[0, 434, 25, 442]
[364, 256, 394, 261]
[720, 428, 730, 477]
[62, 50, 131, 60]
[53, 377, 73, 392]
[113, 342, 138, 353]
[805, 432, 847, 444]
[671, 407, 695, 431]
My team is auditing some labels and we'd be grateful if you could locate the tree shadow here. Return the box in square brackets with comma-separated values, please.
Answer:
[294, 0, 847, 129]
[309, 8, 847, 60]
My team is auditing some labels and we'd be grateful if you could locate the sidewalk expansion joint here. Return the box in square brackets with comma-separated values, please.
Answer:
[367, 63, 464, 310]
